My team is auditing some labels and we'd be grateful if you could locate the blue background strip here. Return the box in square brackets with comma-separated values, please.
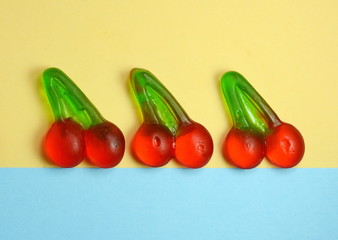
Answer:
[0, 168, 337, 240]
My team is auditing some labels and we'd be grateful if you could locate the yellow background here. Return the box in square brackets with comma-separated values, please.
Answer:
[0, 0, 337, 168]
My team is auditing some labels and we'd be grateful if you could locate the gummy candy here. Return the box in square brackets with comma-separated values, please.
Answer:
[221, 71, 305, 169]
[130, 68, 214, 168]
[42, 68, 125, 168]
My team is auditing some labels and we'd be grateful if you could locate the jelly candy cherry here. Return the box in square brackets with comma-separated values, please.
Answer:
[221, 71, 305, 168]
[266, 123, 305, 168]
[132, 123, 174, 167]
[223, 127, 265, 169]
[42, 68, 125, 168]
[130, 68, 213, 168]
[175, 122, 213, 168]
[44, 118, 85, 168]
[84, 121, 125, 168]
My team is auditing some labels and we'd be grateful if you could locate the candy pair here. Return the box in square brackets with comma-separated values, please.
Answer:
[221, 72, 305, 169]
[42, 68, 125, 168]
[41, 68, 304, 169]
[130, 69, 214, 168]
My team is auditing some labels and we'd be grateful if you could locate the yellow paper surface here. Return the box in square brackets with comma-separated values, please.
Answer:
[0, 0, 337, 167]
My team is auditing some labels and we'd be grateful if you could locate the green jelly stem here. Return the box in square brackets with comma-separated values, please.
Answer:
[221, 71, 281, 135]
[42, 68, 104, 129]
[130, 68, 191, 133]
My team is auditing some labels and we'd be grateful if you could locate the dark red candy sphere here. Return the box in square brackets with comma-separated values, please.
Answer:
[84, 121, 125, 168]
[132, 123, 174, 167]
[175, 122, 214, 168]
[223, 127, 265, 169]
[266, 123, 305, 168]
[44, 119, 85, 168]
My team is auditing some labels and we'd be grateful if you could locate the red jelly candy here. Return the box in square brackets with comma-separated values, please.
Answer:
[175, 122, 213, 168]
[44, 119, 85, 168]
[84, 121, 125, 168]
[132, 123, 175, 167]
[42, 68, 125, 168]
[221, 71, 305, 168]
[266, 123, 305, 168]
[223, 127, 265, 169]
[130, 68, 214, 168]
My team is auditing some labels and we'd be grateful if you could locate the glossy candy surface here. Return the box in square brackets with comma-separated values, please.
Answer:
[221, 72, 304, 168]
[175, 122, 214, 168]
[130, 68, 213, 168]
[42, 68, 125, 168]
[266, 123, 305, 168]
[45, 119, 85, 168]
[223, 127, 265, 169]
[132, 123, 174, 167]
[84, 121, 125, 168]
